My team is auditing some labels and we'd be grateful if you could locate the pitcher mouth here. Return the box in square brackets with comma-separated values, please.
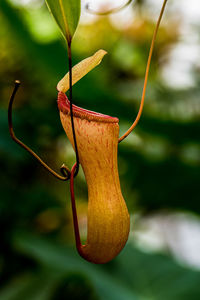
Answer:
[57, 92, 119, 123]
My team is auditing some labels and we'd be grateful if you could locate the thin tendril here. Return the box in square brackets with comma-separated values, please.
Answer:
[8, 80, 71, 181]
[86, 0, 133, 16]
[118, 0, 168, 143]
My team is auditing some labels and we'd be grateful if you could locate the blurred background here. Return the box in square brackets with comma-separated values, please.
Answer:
[0, 0, 200, 299]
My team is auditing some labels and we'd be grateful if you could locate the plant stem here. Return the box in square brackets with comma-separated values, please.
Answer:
[67, 42, 80, 176]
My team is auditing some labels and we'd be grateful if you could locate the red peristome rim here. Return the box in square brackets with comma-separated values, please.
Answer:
[57, 92, 119, 123]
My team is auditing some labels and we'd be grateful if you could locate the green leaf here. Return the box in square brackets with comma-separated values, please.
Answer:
[12, 233, 200, 300]
[45, 0, 81, 42]
[13, 233, 139, 300]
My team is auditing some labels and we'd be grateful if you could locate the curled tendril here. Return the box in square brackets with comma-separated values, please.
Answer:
[8, 80, 71, 181]
[85, 0, 133, 16]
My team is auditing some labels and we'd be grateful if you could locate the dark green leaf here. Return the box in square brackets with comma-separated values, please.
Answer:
[13, 233, 139, 300]
[45, 0, 81, 42]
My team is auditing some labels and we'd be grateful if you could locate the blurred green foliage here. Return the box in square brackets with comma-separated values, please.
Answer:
[0, 0, 200, 299]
